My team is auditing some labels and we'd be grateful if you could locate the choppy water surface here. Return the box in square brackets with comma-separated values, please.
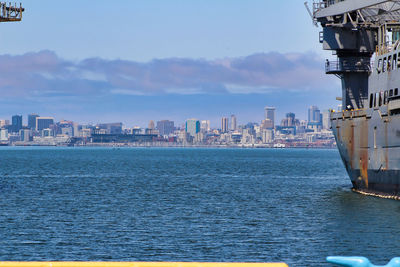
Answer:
[0, 147, 399, 266]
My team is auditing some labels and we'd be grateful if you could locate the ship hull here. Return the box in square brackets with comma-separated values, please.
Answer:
[331, 107, 400, 197]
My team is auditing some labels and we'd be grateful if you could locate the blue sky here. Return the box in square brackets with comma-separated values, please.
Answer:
[0, 0, 338, 127]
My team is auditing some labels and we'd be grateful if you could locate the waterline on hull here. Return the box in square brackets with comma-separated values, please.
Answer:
[352, 188, 400, 200]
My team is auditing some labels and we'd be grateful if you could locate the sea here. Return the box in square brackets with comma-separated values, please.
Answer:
[0, 147, 399, 266]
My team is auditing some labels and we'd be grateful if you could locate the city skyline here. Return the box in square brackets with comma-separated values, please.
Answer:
[1, 103, 332, 129]
[0, 104, 333, 148]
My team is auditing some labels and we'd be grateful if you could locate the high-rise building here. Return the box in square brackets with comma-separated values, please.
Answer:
[261, 119, 273, 129]
[230, 115, 237, 131]
[11, 115, 22, 133]
[28, 114, 39, 130]
[61, 127, 73, 136]
[96, 122, 123, 134]
[185, 119, 200, 137]
[262, 129, 274, 143]
[156, 120, 175, 136]
[36, 117, 55, 131]
[322, 110, 331, 130]
[264, 106, 275, 128]
[148, 120, 155, 130]
[308, 106, 322, 131]
[308, 106, 321, 123]
[19, 129, 31, 142]
[0, 129, 8, 141]
[0, 120, 9, 128]
[221, 117, 228, 133]
[200, 120, 210, 132]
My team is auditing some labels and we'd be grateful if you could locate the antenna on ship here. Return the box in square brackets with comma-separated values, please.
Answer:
[310, 0, 400, 111]
[0, 2, 24, 22]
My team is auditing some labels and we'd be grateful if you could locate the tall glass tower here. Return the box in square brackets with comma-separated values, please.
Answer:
[264, 106, 275, 128]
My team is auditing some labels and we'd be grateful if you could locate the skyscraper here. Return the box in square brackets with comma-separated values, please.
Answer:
[230, 115, 237, 131]
[200, 120, 210, 132]
[156, 120, 175, 136]
[148, 120, 155, 130]
[221, 117, 228, 133]
[28, 114, 39, 130]
[308, 106, 321, 123]
[185, 119, 200, 137]
[36, 117, 55, 131]
[322, 110, 331, 129]
[0, 120, 10, 128]
[264, 106, 275, 128]
[11, 115, 22, 133]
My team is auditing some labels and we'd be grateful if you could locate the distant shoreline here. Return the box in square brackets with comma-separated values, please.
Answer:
[4, 143, 337, 149]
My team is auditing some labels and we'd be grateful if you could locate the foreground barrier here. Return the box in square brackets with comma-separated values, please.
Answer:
[0, 262, 288, 267]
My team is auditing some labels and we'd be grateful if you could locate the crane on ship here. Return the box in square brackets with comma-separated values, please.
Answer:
[0, 2, 23, 22]
[305, 0, 400, 111]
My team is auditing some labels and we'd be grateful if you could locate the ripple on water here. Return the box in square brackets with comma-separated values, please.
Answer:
[0, 147, 398, 266]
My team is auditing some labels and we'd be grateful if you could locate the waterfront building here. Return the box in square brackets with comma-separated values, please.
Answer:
[156, 120, 175, 136]
[264, 106, 275, 128]
[11, 115, 22, 133]
[178, 130, 189, 143]
[322, 110, 331, 130]
[0, 129, 8, 141]
[19, 129, 31, 142]
[97, 122, 123, 134]
[185, 119, 200, 137]
[262, 129, 274, 143]
[80, 128, 92, 138]
[73, 123, 80, 137]
[0, 119, 9, 128]
[221, 117, 228, 133]
[41, 128, 54, 137]
[200, 120, 210, 132]
[36, 117, 55, 131]
[61, 127, 73, 136]
[241, 128, 256, 144]
[195, 132, 204, 143]
[28, 114, 39, 130]
[230, 115, 237, 131]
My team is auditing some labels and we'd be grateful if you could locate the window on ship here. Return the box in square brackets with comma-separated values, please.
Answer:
[378, 59, 382, 73]
[396, 88, 399, 96]
[394, 54, 397, 70]
[383, 58, 387, 72]
[370, 94, 373, 108]
[379, 92, 383, 106]
[384, 91, 388, 104]
[390, 89, 394, 97]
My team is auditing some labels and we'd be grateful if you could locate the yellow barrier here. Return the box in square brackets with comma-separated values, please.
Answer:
[0, 262, 288, 267]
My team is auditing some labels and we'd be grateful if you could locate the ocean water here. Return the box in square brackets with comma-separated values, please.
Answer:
[0, 147, 399, 266]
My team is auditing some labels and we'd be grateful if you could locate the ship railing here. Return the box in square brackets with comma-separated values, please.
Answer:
[0, 2, 24, 22]
[325, 60, 371, 74]
[313, 0, 345, 13]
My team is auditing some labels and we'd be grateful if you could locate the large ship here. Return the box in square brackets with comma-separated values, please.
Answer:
[309, 0, 400, 197]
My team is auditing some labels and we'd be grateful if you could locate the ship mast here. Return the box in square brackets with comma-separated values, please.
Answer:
[309, 0, 400, 110]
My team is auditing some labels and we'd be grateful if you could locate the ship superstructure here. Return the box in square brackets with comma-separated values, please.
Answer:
[309, 0, 400, 196]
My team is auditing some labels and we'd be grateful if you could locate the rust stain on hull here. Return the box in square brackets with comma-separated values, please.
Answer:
[359, 118, 369, 188]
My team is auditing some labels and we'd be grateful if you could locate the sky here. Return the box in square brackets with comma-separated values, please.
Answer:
[0, 0, 339, 127]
